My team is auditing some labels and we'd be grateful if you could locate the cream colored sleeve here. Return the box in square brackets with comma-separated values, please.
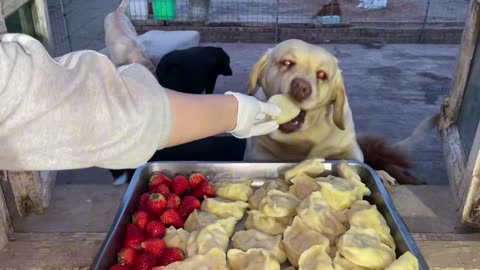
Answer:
[0, 34, 172, 170]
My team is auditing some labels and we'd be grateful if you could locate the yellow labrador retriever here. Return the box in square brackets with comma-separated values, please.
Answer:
[244, 39, 438, 185]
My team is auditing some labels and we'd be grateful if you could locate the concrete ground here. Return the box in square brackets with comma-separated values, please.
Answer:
[8, 42, 459, 233]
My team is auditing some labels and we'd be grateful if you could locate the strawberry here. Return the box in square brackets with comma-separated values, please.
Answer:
[138, 193, 150, 212]
[134, 253, 156, 270]
[124, 224, 145, 250]
[141, 238, 166, 259]
[177, 195, 201, 220]
[160, 209, 184, 228]
[188, 173, 207, 189]
[191, 181, 215, 200]
[146, 193, 167, 215]
[171, 175, 190, 196]
[166, 193, 181, 209]
[118, 248, 139, 267]
[109, 264, 132, 270]
[149, 172, 172, 190]
[132, 211, 151, 231]
[144, 220, 166, 238]
[158, 247, 185, 266]
[151, 184, 170, 197]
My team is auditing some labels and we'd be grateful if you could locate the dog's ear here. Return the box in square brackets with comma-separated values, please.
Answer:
[332, 69, 346, 130]
[248, 48, 272, 96]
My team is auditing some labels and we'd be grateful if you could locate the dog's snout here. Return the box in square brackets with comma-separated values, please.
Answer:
[290, 78, 312, 102]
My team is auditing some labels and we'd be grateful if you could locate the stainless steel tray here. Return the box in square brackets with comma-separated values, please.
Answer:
[91, 161, 429, 270]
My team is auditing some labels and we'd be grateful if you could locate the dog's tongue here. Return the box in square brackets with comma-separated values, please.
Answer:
[279, 111, 306, 133]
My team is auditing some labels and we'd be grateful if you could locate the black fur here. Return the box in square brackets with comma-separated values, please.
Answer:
[155, 46, 233, 95]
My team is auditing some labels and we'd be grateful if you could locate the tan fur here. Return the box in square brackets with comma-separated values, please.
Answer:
[244, 39, 438, 185]
[104, 0, 156, 73]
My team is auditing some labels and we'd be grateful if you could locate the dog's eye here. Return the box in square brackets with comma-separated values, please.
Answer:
[281, 60, 294, 67]
[318, 71, 328, 80]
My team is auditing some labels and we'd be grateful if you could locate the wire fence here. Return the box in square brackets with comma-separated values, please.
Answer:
[48, 0, 469, 57]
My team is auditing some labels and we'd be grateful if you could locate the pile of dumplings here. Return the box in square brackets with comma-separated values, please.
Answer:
[157, 159, 420, 270]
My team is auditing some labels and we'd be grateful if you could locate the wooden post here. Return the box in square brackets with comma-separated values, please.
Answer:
[30, 0, 52, 53]
[0, 172, 13, 250]
[440, 0, 480, 227]
[6, 171, 56, 217]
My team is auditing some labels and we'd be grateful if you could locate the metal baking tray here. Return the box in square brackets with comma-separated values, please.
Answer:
[91, 160, 429, 270]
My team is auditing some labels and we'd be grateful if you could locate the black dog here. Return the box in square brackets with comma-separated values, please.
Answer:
[155, 46, 233, 95]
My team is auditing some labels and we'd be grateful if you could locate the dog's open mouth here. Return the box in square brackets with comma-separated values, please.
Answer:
[278, 110, 306, 133]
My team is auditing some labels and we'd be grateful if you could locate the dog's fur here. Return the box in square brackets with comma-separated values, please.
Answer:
[244, 39, 439, 185]
[104, 0, 156, 73]
[155, 46, 233, 95]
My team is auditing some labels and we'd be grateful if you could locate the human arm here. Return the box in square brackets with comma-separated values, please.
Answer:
[0, 34, 278, 171]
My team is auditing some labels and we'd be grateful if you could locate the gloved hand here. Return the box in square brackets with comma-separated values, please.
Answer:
[224, 91, 281, 138]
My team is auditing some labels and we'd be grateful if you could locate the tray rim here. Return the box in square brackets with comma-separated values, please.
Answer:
[91, 160, 429, 270]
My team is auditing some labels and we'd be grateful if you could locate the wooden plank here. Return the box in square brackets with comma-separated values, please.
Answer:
[442, 0, 480, 128]
[441, 125, 469, 210]
[0, 232, 105, 269]
[0, 5, 6, 33]
[416, 240, 480, 270]
[30, 0, 52, 53]
[0, 181, 13, 250]
[6, 171, 56, 216]
[1, 0, 30, 18]
[462, 123, 480, 225]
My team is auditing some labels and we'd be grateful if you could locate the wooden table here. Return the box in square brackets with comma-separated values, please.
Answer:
[0, 185, 479, 269]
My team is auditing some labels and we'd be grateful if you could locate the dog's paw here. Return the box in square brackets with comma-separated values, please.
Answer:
[376, 170, 398, 193]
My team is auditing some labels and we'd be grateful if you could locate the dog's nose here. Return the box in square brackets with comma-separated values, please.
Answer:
[290, 78, 312, 102]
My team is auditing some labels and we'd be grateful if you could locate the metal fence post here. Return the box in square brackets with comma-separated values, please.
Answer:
[60, 0, 72, 52]
[420, 0, 431, 43]
[274, 0, 279, 43]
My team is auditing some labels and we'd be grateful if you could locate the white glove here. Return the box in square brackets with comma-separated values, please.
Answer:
[225, 91, 281, 138]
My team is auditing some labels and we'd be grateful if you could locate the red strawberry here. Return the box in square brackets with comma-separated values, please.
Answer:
[141, 238, 166, 259]
[146, 193, 167, 215]
[144, 220, 166, 238]
[110, 264, 132, 270]
[124, 224, 145, 250]
[132, 211, 151, 231]
[191, 181, 215, 200]
[134, 253, 156, 270]
[158, 247, 185, 266]
[171, 175, 190, 196]
[118, 248, 139, 267]
[178, 195, 201, 220]
[151, 184, 170, 197]
[166, 193, 181, 209]
[149, 172, 172, 190]
[138, 193, 150, 212]
[160, 209, 184, 228]
[189, 173, 207, 189]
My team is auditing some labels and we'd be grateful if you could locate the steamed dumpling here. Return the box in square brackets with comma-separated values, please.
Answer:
[201, 197, 249, 221]
[186, 222, 231, 257]
[163, 227, 190, 254]
[232, 229, 287, 263]
[296, 191, 346, 243]
[337, 161, 362, 182]
[337, 227, 396, 269]
[316, 176, 359, 210]
[184, 210, 237, 236]
[214, 179, 254, 202]
[227, 248, 281, 270]
[267, 94, 301, 124]
[283, 216, 330, 267]
[284, 159, 325, 183]
[298, 244, 335, 270]
[288, 173, 321, 199]
[333, 252, 372, 270]
[249, 180, 289, 209]
[245, 210, 293, 236]
[385, 251, 419, 270]
[348, 200, 396, 249]
[259, 189, 301, 217]
[155, 248, 227, 270]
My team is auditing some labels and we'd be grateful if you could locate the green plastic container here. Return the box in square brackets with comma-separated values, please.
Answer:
[152, 0, 176, 20]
